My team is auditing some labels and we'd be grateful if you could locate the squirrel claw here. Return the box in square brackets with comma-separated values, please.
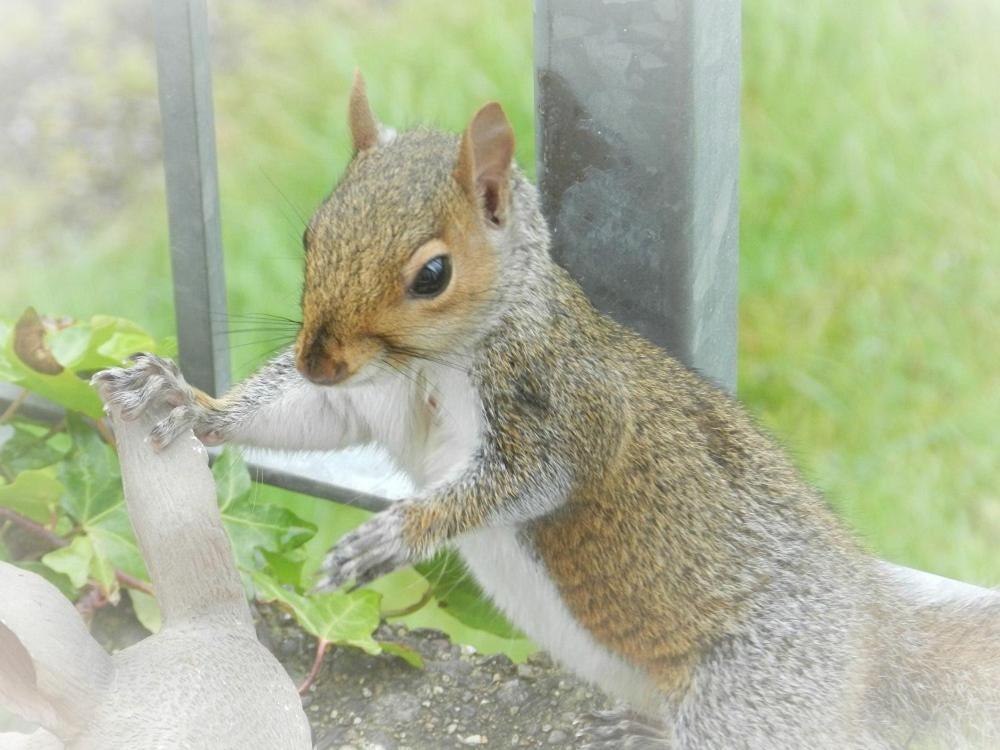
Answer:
[315, 503, 413, 592]
[91, 354, 199, 449]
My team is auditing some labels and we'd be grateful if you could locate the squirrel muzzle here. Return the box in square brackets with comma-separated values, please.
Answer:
[295, 328, 351, 385]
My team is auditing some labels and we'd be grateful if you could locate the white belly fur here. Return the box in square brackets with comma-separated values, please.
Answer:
[455, 526, 662, 714]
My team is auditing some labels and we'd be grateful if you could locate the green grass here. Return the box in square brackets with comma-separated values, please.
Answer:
[3, 0, 998, 585]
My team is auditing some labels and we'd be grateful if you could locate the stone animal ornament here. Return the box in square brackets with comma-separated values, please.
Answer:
[96, 73, 1000, 749]
[0, 390, 312, 750]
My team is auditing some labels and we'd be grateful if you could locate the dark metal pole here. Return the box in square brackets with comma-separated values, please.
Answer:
[153, 0, 230, 396]
[534, 0, 740, 392]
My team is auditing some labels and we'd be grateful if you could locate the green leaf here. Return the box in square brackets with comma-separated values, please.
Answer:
[57, 414, 149, 585]
[89, 548, 119, 600]
[222, 495, 317, 572]
[0, 424, 67, 473]
[46, 315, 159, 372]
[129, 588, 162, 634]
[58, 415, 122, 524]
[213, 447, 252, 505]
[0, 313, 162, 416]
[415, 551, 522, 640]
[46, 325, 94, 370]
[5, 366, 102, 417]
[214, 448, 316, 571]
[0, 467, 63, 523]
[378, 641, 424, 669]
[86, 503, 148, 581]
[42, 535, 93, 589]
[260, 547, 307, 589]
[253, 571, 382, 653]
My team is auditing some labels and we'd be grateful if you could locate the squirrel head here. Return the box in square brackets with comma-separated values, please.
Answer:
[295, 71, 518, 386]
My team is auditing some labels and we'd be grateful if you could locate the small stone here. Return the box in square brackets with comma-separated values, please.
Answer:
[433, 685, 445, 695]
[460, 736, 487, 746]
[362, 687, 373, 698]
[447, 723, 458, 734]
[547, 730, 568, 745]
[541, 724, 552, 733]
[515, 664, 535, 680]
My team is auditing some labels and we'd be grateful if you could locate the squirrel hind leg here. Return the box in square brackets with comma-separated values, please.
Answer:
[578, 705, 670, 749]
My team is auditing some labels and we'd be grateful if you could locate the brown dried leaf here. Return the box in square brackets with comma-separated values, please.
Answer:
[12, 307, 64, 375]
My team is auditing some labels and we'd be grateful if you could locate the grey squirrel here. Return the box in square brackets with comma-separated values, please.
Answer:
[95, 73, 1000, 748]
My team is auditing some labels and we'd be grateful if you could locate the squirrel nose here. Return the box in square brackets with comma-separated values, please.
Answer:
[296, 333, 350, 385]
[303, 359, 349, 386]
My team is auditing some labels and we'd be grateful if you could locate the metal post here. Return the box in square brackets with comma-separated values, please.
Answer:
[534, 0, 740, 392]
[153, 0, 230, 396]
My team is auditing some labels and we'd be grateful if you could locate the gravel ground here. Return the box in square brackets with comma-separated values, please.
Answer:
[88, 601, 619, 750]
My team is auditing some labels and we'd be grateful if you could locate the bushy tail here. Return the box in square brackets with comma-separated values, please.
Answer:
[875, 565, 1000, 749]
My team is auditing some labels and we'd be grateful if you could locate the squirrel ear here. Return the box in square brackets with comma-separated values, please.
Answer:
[455, 102, 516, 226]
[348, 70, 381, 153]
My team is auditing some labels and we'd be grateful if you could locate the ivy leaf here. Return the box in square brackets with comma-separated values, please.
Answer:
[222, 497, 317, 572]
[57, 414, 148, 584]
[0, 425, 66, 474]
[260, 547, 307, 589]
[0, 468, 63, 524]
[2, 316, 102, 417]
[46, 315, 160, 372]
[214, 448, 316, 571]
[129, 588, 162, 634]
[42, 535, 93, 589]
[86, 503, 148, 582]
[252, 571, 382, 654]
[46, 325, 93, 370]
[89, 550, 119, 601]
[378, 641, 424, 669]
[213, 447, 252, 505]
[58, 415, 122, 524]
[415, 551, 522, 640]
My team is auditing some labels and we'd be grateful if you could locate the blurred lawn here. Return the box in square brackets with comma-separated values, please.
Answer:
[2, 0, 997, 585]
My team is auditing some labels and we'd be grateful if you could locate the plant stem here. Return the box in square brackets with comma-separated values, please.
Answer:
[76, 585, 108, 619]
[0, 506, 65, 548]
[298, 638, 330, 695]
[381, 585, 434, 620]
[0, 389, 29, 424]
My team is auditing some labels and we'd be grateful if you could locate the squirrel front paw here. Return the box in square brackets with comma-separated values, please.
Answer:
[91, 354, 222, 450]
[313, 502, 417, 591]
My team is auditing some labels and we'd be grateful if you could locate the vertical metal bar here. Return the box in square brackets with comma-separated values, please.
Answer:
[153, 0, 230, 396]
[534, 0, 740, 392]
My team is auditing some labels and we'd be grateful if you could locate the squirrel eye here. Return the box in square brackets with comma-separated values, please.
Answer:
[409, 255, 452, 298]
